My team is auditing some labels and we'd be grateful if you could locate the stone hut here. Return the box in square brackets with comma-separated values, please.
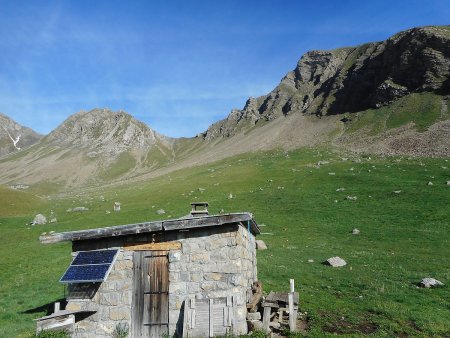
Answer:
[38, 203, 259, 337]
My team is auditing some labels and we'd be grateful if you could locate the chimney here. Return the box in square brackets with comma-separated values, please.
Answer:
[190, 202, 209, 217]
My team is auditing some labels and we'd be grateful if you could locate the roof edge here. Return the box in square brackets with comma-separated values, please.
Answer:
[40, 212, 260, 244]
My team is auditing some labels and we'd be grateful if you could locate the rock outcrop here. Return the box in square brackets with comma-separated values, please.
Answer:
[44, 108, 171, 155]
[201, 26, 450, 140]
[0, 113, 42, 157]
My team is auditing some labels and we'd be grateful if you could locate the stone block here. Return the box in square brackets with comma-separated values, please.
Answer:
[115, 260, 133, 270]
[191, 272, 203, 282]
[187, 282, 200, 293]
[247, 312, 261, 320]
[229, 274, 242, 286]
[169, 251, 182, 262]
[109, 307, 131, 321]
[190, 252, 209, 263]
[203, 272, 224, 281]
[100, 292, 120, 306]
[180, 271, 190, 282]
[169, 282, 186, 294]
[182, 240, 205, 254]
[169, 271, 179, 282]
[122, 291, 132, 305]
[169, 309, 182, 325]
[169, 295, 184, 309]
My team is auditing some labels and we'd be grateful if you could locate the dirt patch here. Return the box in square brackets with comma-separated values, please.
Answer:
[323, 319, 378, 335]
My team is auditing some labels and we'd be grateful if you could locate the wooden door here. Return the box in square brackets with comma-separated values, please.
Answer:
[132, 251, 169, 337]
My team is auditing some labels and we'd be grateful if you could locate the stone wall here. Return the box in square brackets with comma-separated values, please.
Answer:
[168, 224, 257, 335]
[65, 223, 257, 337]
[65, 250, 133, 338]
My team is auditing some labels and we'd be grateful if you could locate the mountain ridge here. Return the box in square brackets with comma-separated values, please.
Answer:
[0, 25, 449, 191]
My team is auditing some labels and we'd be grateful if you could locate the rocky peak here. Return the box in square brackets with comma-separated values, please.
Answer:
[45, 108, 168, 153]
[201, 25, 450, 140]
[0, 113, 42, 157]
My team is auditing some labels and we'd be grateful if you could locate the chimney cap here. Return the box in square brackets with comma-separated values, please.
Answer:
[190, 202, 209, 206]
[190, 202, 209, 216]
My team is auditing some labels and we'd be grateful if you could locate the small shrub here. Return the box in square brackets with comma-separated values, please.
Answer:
[112, 322, 129, 338]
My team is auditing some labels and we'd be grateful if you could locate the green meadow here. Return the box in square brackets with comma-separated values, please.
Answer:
[0, 148, 449, 337]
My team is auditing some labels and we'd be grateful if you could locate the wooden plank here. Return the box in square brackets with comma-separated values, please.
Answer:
[288, 292, 296, 332]
[40, 221, 163, 244]
[262, 306, 271, 332]
[124, 241, 181, 251]
[209, 299, 214, 338]
[131, 251, 144, 338]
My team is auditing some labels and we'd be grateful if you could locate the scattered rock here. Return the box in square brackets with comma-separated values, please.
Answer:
[246, 312, 261, 321]
[317, 161, 330, 166]
[427, 181, 433, 186]
[248, 320, 263, 331]
[325, 256, 347, 267]
[352, 228, 360, 235]
[446, 181, 450, 185]
[336, 187, 345, 192]
[270, 321, 281, 329]
[345, 196, 357, 201]
[307, 259, 314, 263]
[49, 218, 57, 223]
[255, 240, 267, 250]
[68, 207, 89, 212]
[198, 187, 205, 192]
[329, 172, 336, 175]
[419, 278, 444, 288]
[31, 214, 47, 225]
[156, 209, 166, 215]
[114, 202, 121, 212]
[393, 190, 402, 194]
[228, 193, 233, 199]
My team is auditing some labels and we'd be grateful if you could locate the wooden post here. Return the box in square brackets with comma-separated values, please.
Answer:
[289, 279, 296, 332]
[262, 306, 271, 332]
[209, 298, 214, 337]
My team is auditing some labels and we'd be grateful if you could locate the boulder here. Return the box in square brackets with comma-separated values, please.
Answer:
[419, 278, 444, 288]
[352, 228, 360, 235]
[156, 209, 165, 215]
[255, 240, 267, 250]
[427, 181, 433, 186]
[32, 214, 47, 225]
[325, 256, 347, 267]
[345, 196, 357, 201]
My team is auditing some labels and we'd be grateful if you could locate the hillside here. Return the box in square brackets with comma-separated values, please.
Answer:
[202, 26, 450, 140]
[0, 26, 449, 192]
[0, 109, 176, 190]
[0, 113, 42, 157]
[1, 149, 449, 337]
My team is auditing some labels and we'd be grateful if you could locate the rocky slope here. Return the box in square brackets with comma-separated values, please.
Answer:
[202, 26, 450, 140]
[0, 113, 42, 157]
[1, 25, 449, 191]
[0, 109, 176, 188]
[44, 108, 172, 156]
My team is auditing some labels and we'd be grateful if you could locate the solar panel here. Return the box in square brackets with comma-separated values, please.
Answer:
[72, 249, 117, 265]
[60, 249, 118, 283]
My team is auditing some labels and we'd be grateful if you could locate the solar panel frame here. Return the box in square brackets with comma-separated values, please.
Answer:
[59, 249, 119, 284]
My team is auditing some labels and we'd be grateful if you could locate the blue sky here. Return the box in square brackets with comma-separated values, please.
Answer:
[1, 0, 449, 137]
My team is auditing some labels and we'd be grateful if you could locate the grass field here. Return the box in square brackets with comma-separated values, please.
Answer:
[0, 148, 449, 337]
